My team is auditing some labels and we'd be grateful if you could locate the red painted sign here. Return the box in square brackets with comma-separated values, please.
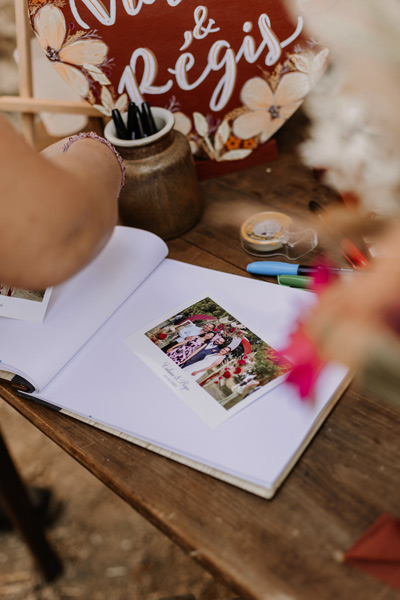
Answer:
[28, 0, 328, 166]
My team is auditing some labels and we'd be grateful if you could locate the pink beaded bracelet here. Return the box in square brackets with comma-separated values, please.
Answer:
[62, 132, 125, 193]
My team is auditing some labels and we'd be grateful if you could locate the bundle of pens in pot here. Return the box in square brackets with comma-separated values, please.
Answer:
[112, 102, 155, 141]
[104, 102, 202, 240]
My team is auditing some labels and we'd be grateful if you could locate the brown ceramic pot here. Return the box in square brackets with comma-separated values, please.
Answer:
[104, 107, 202, 240]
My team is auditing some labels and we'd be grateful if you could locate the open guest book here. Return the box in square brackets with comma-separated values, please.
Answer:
[0, 226, 350, 498]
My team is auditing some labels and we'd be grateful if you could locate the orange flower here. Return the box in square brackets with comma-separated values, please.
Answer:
[225, 136, 241, 151]
[242, 137, 257, 149]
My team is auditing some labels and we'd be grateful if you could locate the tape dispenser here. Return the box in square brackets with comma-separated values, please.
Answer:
[240, 211, 317, 260]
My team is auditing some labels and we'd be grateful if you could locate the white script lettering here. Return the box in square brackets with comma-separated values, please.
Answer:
[116, 10, 303, 113]
[69, 0, 184, 29]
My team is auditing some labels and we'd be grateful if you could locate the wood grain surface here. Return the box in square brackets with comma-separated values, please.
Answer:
[2, 114, 399, 600]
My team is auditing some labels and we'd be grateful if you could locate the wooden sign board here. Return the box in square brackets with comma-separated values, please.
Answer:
[28, 0, 328, 175]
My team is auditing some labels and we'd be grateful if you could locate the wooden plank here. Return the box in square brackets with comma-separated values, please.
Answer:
[1, 371, 400, 600]
[14, 0, 32, 98]
[0, 96, 102, 116]
[14, 0, 35, 145]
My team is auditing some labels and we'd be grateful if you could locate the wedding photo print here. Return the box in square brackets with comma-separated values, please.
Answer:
[0, 284, 45, 302]
[142, 297, 292, 411]
[0, 284, 52, 323]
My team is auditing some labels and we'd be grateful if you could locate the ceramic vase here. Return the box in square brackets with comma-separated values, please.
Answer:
[104, 107, 202, 240]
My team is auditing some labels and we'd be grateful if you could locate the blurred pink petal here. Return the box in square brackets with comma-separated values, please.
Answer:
[278, 258, 342, 399]
[310, 260, 338, 294]
[286, 364, 316, 399]
[278, 327, 325, 400]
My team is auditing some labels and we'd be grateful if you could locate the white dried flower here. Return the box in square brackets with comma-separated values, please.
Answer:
[294, 0, 400, 215]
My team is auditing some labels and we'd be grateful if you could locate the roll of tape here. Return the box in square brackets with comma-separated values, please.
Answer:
[240, 212, 293, 256]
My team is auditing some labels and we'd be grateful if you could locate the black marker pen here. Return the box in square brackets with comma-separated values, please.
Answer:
[127, 102, 140, 139]
[141, 101, 157, 135]
[127, 102, 145, 139]
[111, 109, 129, 140]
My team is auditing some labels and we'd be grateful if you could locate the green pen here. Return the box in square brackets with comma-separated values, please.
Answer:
[277, 274, 314, 290]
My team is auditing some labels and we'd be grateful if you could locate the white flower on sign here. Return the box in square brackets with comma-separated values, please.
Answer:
[233, 73, 311, 142]
[34, 4, 108, 97]
[83, 64, 111, 86]
[173, 109, 253, 162]
[193, 112, 209, 138]
[290, 48, 329, 85]
[214, 120, 230, 152]
[193, 111, 215, 159]
[173, 111, 200, 154]
[93, 87, 128, 117]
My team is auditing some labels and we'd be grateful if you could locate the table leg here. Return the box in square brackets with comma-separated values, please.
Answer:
[0, 429, 63, 581]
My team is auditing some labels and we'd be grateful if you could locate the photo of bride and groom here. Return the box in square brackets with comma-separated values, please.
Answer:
[145, 297, 291, 410]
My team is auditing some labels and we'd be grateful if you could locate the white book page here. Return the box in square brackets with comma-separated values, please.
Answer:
[39, 260, 348, 493]
[0, 227, 167, 391]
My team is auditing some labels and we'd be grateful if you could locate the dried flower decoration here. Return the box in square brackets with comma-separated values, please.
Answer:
[292, 0, 400, 216]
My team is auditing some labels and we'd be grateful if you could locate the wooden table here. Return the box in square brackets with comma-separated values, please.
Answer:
[1, 115, 400, 600]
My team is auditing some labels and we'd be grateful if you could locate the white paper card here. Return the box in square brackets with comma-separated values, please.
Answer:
[0, 286, 53, 323]
[125, 295, 292, 427]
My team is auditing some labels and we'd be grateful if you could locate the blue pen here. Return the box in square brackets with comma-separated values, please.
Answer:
[246, 261, 353, 276]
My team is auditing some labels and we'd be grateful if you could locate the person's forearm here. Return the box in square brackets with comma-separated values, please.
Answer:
[42, 135, 122, 279]
[0, 117, 122, 288]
